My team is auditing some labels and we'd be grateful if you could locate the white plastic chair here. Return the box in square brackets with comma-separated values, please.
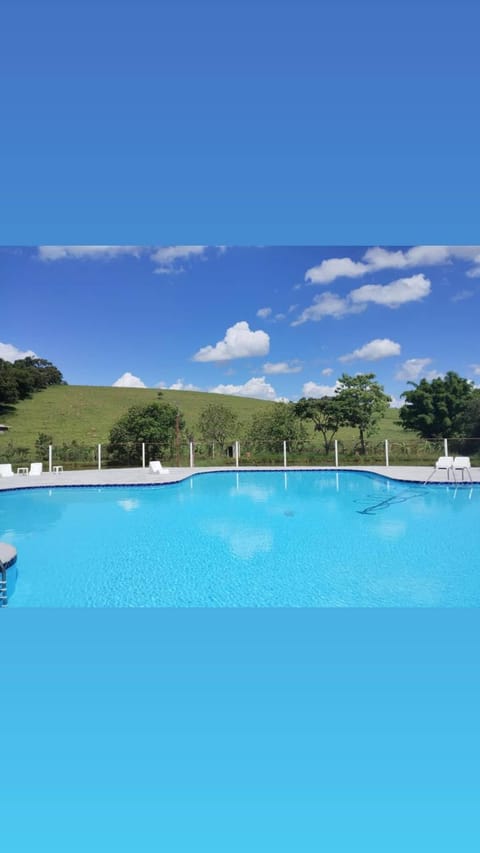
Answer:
[424, 456, 455, 484]
[453, 456, 472, 482]
[29, 462, 43, 476]
[0, 463, 14, 478]
[149, 460, 170, 474]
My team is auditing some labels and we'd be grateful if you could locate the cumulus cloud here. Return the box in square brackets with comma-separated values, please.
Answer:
[0, 341, 37, 362]
[305, 257, 368, 284]
[151, 245, 207, 274]
[321, 367, 333, 376]
[263, 360, 302, 374]
[112, 372, 146, 388]
[168, 379, 200, 391]
[209, 376, 277, 401]
[291, 292, 360, 325]
[395, 358, 433, 382]
[339, 338, 401, 363]
[389, 397, 403, 409]
[305, 245, 480, 284]
[37, 244, 211, 275]
[466, 265, 480, 279]
[469, 364, 480, 376]
[193, 321, 270, 362]
[256, 307, 272, 318]
[302, 381, 339, 398]
[38, 246, 144, 261]
[349, 274, 431, 309]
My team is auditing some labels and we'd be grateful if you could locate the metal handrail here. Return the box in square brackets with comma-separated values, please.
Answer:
[0, 558, 7, 608]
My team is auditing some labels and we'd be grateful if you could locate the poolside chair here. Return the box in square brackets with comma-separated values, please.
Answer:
[453, 456, 473, 482]
[149, 460, 170, 474]
[424, 456, 456, 484]
[0, 463, 14, 478]
[29, 462, 43, 476]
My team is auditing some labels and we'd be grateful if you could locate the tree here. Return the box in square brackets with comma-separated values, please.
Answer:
[0, 360, 19, 406]
[246, 403, 307, 453]
[335, 373, 391, 454]
[35, 432, 53, 461]
[107, 402, 185, 467]
[0, 356, 65, 407]
[294, 396, 344, 454]
[398, 371, 474, 439]
[197, 403, 239, 456]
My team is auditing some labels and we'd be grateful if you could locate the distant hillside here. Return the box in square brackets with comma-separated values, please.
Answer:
[0, 384, 412, 448]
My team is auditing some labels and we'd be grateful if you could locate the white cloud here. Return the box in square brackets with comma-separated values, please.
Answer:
[168, 379, 200, 391]
[349, 274, 431, 309]
[291, 292, 360, 325]
[451, 289, 474, 302]
[339, 338, 401, 363]
[302, 381, 339, 398]
[0, 341, 37, 362]
[112, 372, 146, 388]
[210, 376, 277, 401]
[151, 245, 206, 273]
[263, 360, 302, 374]
[305, 245, 480, 285]
[38, 246, 143, 261]
[305, 257, 368, 284]
[274, 313, 286, 322]
[469, 364, 480, 376]
[193, 321, 270, 362]
[395, 358, 433, 382]
[256, 307, 272, 318]
[321, 367, 333, 376]
[389, 397, 403, 409]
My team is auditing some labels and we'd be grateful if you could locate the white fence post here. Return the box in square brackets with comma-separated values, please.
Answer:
[142, 442, 145, 469]
[235, 440, 239, 468]
[334, 439, 339, 468]
[98, 443, 102, 470]
[385, 439, 389, 467]
[283, 440, 287, 468]
[444, 438, 448, 457]
[48, 444, 52, 473]
[189, 441, 194, 468]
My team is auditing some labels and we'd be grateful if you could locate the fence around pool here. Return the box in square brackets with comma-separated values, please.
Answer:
[1, 437, 480, 472]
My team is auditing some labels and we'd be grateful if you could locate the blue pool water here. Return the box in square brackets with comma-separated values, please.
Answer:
[1, 471, 479, 607]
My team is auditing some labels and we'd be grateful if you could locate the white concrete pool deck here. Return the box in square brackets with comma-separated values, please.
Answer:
[0, 464, 479, 490]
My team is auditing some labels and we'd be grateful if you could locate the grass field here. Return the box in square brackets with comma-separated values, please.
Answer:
[0, 383, 414, 448]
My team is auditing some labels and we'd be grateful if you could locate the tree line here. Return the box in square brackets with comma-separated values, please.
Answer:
[103, 370, 480, 466]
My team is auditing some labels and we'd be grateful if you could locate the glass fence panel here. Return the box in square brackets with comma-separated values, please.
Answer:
[1, 438, 480, 472]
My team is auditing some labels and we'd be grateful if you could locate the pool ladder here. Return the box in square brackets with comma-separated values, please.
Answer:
[0, 560, 7, 608]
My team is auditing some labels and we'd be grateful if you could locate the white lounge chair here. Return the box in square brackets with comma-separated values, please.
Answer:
[453, 456, 473, 482]
[149, 460, 170, 474]
[424, 456, 455, 484]
[29, 462, 43, 476]
[0, 463, 14, 478]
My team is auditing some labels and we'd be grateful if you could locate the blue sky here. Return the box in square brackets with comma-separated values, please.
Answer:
[1, 245, 479, 405]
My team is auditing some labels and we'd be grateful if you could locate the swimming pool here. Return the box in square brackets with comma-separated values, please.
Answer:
[1, 470, 479, 607]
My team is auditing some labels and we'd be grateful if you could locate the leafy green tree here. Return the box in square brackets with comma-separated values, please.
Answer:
[335, 373, 391, 454]
[246, 403, 307, 453]
[35, 432, 53, 461]
[398, 371, 474, 439]
[0, 356, 65, 407]
[294, 396, 344, 454]
[197, 403, 239, 456]
[107, 402, 185, 466]
[0, 360, 19, 406]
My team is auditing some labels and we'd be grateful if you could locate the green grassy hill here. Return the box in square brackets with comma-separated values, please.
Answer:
[0, 384, 412, 449]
